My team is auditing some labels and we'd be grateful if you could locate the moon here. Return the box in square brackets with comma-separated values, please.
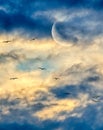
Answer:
[51, 21, 79, 46]
[51, 22, 69, 46]
[51, 14, 101, 46]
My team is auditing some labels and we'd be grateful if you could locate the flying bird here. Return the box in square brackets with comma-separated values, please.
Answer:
[2, 40, 12, 43]
[54, 77, 60, 80]
[0, 39, 15, 43]
[38, 67, 46, 70]
[30, 37, 37, 41]
[10, 77, 18, 80]
[63, 92, 72, 95]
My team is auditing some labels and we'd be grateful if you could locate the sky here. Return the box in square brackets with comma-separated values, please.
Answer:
[0, 0, 103, 130]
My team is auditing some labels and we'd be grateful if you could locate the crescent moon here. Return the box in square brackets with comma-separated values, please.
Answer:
[51, 22, 70, 46]
[51, 22, 77, 46]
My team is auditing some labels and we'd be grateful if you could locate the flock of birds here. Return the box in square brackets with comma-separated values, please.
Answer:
[9, 65, 102, 103]
[1, 37, 102, 104]
[0, 37, 37, 44]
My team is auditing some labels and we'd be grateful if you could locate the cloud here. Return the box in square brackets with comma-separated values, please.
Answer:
[52, 10, 103, 45]
[0, 33, 103, 129]
[0, 49, 26, 64]
[34, 99, 80, 120]
[0, 1, 103, 130]
[0, 10, 53, 38]
[0, 0, 103, 40]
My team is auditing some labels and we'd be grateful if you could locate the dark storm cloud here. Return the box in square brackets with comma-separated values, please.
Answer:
[0, 0, 103, 38]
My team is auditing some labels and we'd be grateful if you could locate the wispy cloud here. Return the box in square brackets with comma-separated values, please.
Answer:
[0, 1, 103, 129]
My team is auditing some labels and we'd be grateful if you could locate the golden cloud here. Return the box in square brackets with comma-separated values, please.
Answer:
[0, 33, 103, 121]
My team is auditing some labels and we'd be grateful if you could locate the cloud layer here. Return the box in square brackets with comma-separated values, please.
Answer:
[0, 33, 103, 129]
[0, 0, 103, 41]
[0, 0, 103, 130]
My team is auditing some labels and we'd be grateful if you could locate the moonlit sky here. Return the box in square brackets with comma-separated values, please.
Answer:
[0, 0, 103, 130]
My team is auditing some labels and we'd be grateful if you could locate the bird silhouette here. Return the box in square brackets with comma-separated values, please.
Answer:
[2, 40, 11, 43]
[63, 92, 72, 95]
[1, 39, 15, 43]
[54, 77, 60, 80]
[30, 37, 37, 41]
[10, 77, 18, 80]
[38, 67, 46, 70]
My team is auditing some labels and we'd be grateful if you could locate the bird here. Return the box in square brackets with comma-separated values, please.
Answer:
[2, 40, 12, 43]
[54, 77, 60, 80]
[10, 77, 18, 80]
[30, 37, 37, 41]
[63, 92, 72, 95]
[0, 39, 15, 43]
[38, 67, 46, 70]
